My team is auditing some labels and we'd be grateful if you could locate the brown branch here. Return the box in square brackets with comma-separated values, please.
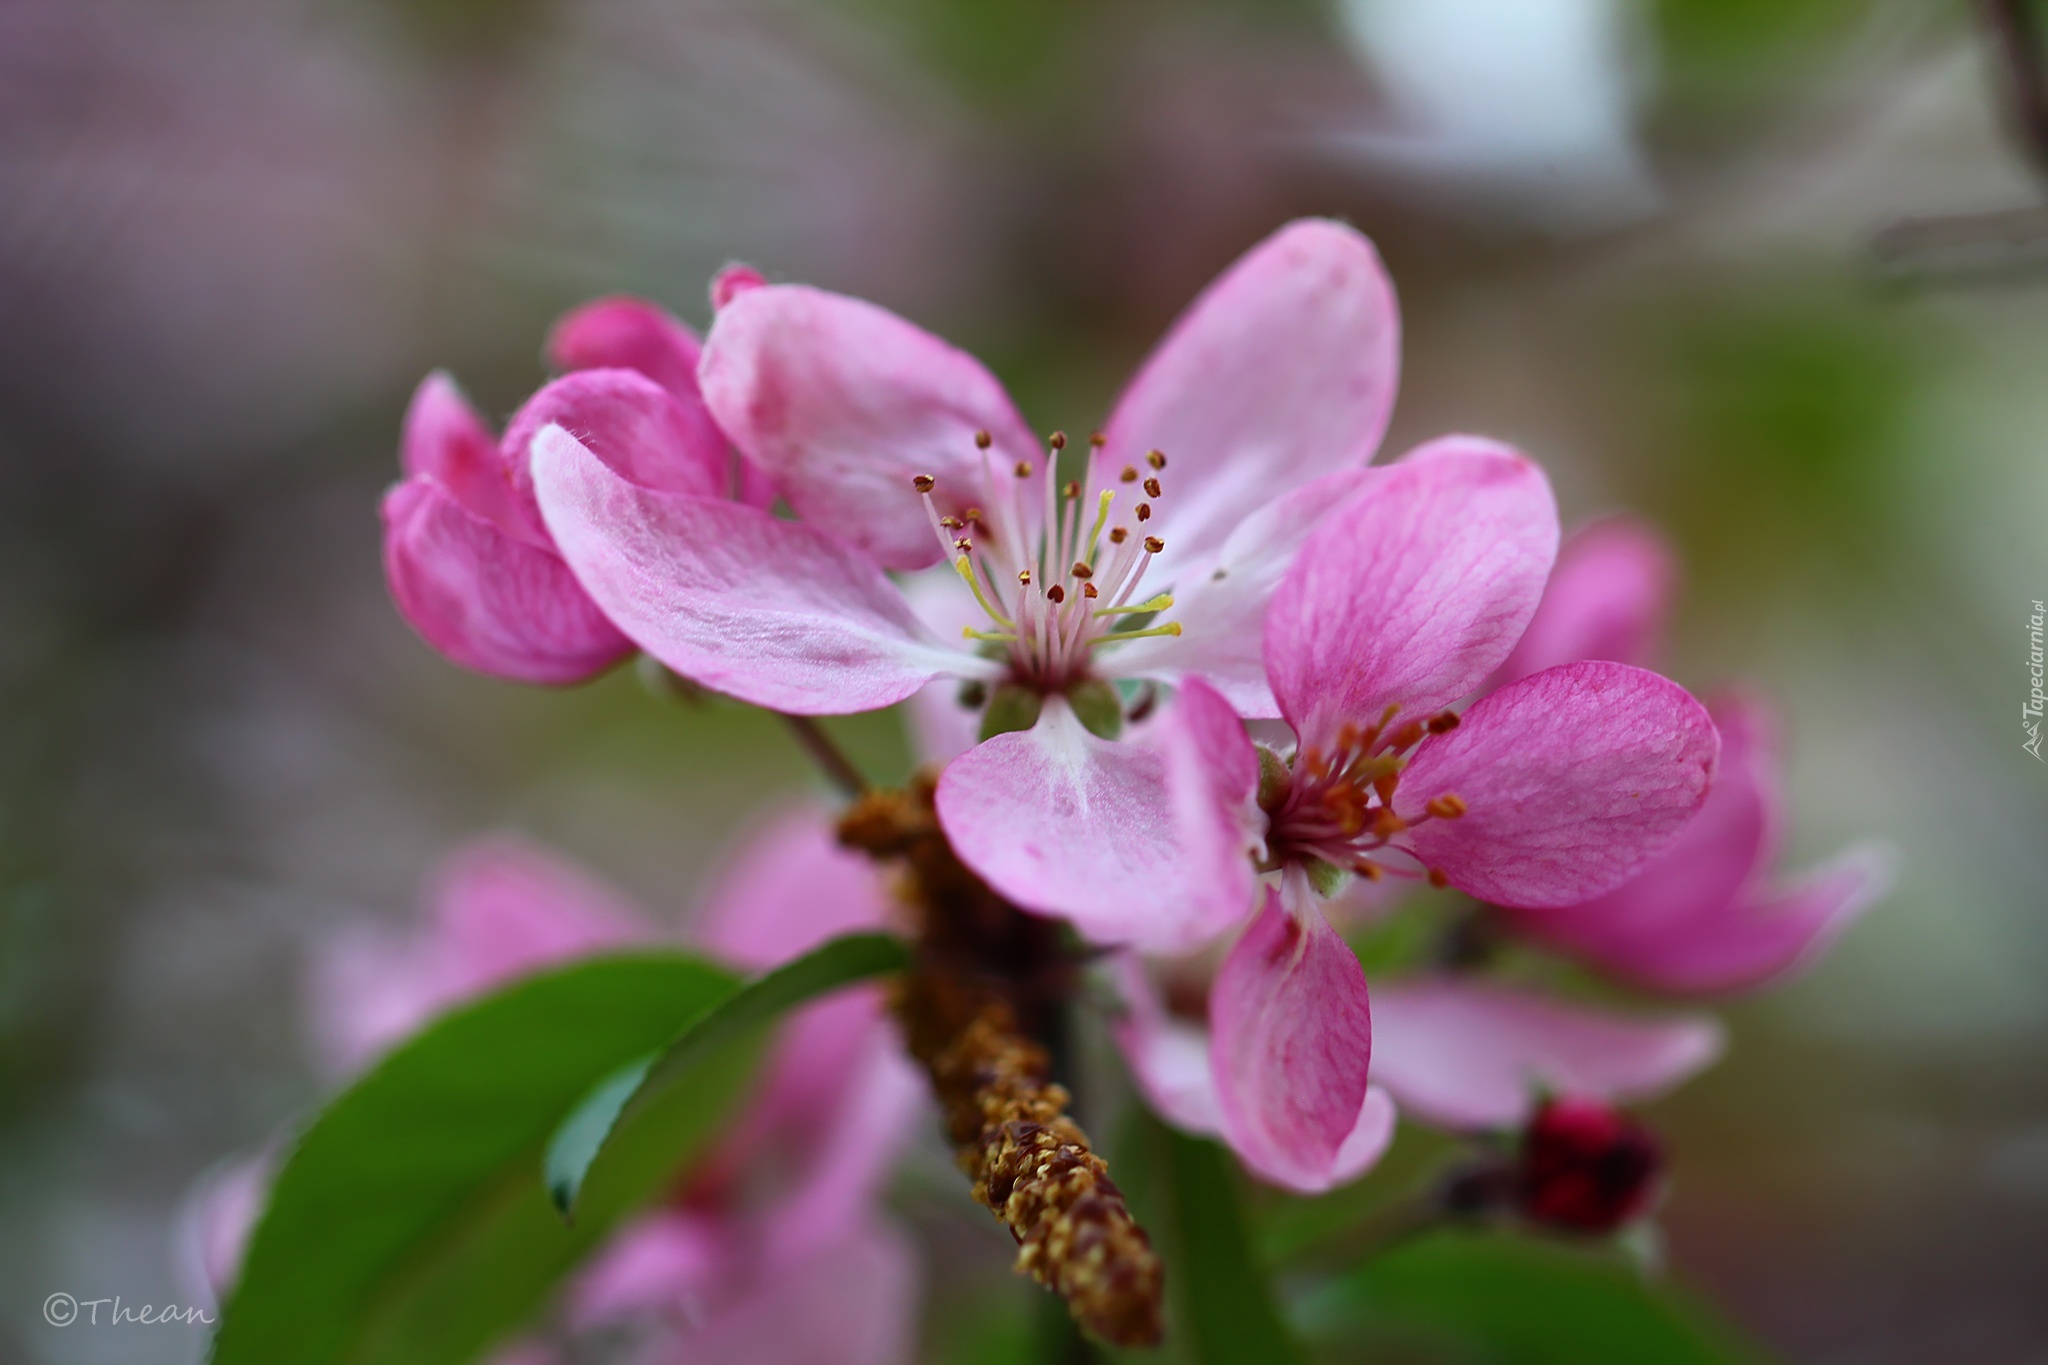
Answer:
[778, 713, 868, 798]
[839, 779, 1165, 1349]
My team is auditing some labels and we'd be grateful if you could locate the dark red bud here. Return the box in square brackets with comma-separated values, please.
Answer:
[1516, 1097, 1664, 1235]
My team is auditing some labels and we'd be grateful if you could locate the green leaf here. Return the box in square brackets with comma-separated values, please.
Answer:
[1111, 1107, 1311, 1365]
[1299, 1230, 1770, 1365]
[213, 952, 746, 1365]
[545, 930, 912, 1216]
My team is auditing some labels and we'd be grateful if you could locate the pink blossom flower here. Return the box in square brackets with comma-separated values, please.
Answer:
[179, 814, 920, 1365]
[1360, 517, 1888, 1132]
[381, 297, 742, 684]
[526, 220, 1401, 931]
[1095, 449, 1719, 1189]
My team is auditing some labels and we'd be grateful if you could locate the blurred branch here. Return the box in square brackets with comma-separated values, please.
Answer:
[1981, 0, 2048, 183]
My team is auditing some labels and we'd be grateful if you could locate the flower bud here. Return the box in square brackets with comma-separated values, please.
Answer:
[1516, 1096, 1664, 1234]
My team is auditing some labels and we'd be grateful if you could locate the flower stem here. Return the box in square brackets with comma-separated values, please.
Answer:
[778, 713, 867, 798]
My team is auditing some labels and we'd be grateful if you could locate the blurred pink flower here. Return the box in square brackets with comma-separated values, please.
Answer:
[527, 220, 1402, 941]
[1098, 449, 1716, 1189]
[182, 811, 921, 1365]
[382, 297, 744, 685]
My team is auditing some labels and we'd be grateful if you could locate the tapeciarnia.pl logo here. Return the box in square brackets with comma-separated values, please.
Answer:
[2026, 599, 2045, 762]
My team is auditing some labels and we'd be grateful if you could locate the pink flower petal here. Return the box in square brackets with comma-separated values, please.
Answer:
[1209, 883, 1385, 1192]
[655, 1220, 920, 1365]
[935, 696, 1253, 951]
[1493, 516, 1676, 687]
[531, 426, 982, 714]
[400, 372, 539, 545]
[1264, 438, 1558, 750]
[1517, 690, 1777, 959]
[1098, 469, 1372, 717]
[380, 478, 634, 686]
[1095, 219, 1400, 569]
[1568, 842, 1896, 996]
[1396, 661, 1718, 909]
[427, 836, 650, 997]
[691, 805, 897, 970]
[567, 1210, 728, 1329]
[1106, 953, 1228, 1137]
[1368, 977, 1724, 1130]
[173, 1152, 272, 1303]
[504, 368, 729, 510]
[546, 295, 704, 399]
[699, 284, 1040, 571]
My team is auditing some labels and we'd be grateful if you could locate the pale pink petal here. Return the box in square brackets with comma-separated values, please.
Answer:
[647, 1220, 920, 1365]
[699, 284, 1040, 571]
[935, 697, 1251, 951]
[504, 369, 728, 510]
[547, 296, 704, 399]
[691, 805, 896, 970]
[1493, 516, 1677, 687]
[428, 837, 650, 997]
[305, 922, 447, 1076]
[906, 680, 981, 767]
[1209, 882, 1381, 1192]
[1368, 977, 1724, 1130]
[531, 426, 983, 714]
[1572, 843, 1896, 995]
[173, 1152, 271, 1303]
[1095, 220, 1400, 569]
[1106, 953, 1227, 1137]
[567, 1210, 728, 1330]
[1517, 690, 1777, 957]
[1264, 439, 1558, 750]
[1396, 662, 1718, 909]
[1098, 469, 1372, 717]
[400, 372, 538, 545]
[1152, 676, 1266, 944]
[380, 478, 633, 686]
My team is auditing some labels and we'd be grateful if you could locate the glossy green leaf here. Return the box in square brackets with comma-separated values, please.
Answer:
[1299, 1230, 1770, 1365]
[1112, 1107, 1311, 1365]
[213, 952, 746, 1365]
[545, 930, 912, 1216]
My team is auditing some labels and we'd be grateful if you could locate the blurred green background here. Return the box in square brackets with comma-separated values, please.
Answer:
[2, 0, 2045, 1360]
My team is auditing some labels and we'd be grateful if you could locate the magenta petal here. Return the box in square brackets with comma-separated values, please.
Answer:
[691, 805, 896, 970]
[699, 284, 1040, 571]
[1096, 219, 1400, 568]
[1520, 690, 1777, 959]
[935, 697, 1252, 951]
[531, 426, 979, 714]
[567, 1210, 726, 1329]
[400, 372, 539, 543]
[427, 837, 649, 997]
[381, 478, 634, 686]
[546, 295, 704, 398]
[1264, 438, 1558, 748]
[1101, 469, 1371, 717]
[504, 368, 729, 506]
[1368, 977, 1724, 1130]
[1572, 843, 1895, 996]
[1493, 516, 1677, 686]
[1397, 661, 1718, 909]
[1209, 884, 1381, 1192]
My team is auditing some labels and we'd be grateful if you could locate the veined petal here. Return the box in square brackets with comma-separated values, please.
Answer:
[1095, 219, 1400, 569]
[504, 368, 729, 509]
[1518, 690, 1777, 956]
[532, 426, 982, 714]
[381, 478, 634, 686]
[1265, 438, 1557, 749]
[1369, 977, 1724, 1130]
[1152, 676, 1265, 945]
[1493, 515, 1677, 686]
[400, 372, 539, 543]
[1100, 469, 1371, 716]
[1396, 661, 1718, 909]
[1568, 842, 1896, 996]
[935, 697, 1252, 951]
[1210, 882, 1387, 1192]
[699, 284, 1040, 571]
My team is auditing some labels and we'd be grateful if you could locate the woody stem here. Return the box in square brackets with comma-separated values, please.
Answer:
[777, 712, 868, 798]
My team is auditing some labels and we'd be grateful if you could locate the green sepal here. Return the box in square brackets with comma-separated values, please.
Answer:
[1256, 744, 1292, 813]
[1303, 856, 1352, 900]
[1068, 679, 1125, 740]
[979, 684, 1044, 740]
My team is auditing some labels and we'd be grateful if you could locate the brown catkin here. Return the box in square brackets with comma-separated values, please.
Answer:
[839, 781, 1165, 1348]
